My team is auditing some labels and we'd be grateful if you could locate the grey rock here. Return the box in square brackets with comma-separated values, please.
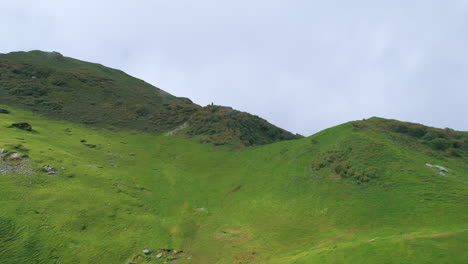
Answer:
[426, 163, 448, 173]
[43, 165, 55, 172]
[44, 165, 58, 175]
[9, 153, 21, 159]
[435, 165, 448, 172]
[3, 152, 21, 161]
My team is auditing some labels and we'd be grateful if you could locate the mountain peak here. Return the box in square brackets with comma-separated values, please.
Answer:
[0, 50, 300, 146]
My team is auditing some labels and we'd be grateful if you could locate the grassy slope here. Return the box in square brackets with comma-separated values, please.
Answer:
[0, 51, 301, 146]
[0, 106, 467, 264]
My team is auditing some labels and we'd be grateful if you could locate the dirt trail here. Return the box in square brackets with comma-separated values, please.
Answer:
[402, 231, 460, 240]
[165, 122, 189, 136]
[311, 228, 357, 249]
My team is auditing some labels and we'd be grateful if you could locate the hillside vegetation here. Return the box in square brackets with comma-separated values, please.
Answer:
[0, 51, 467, 263]
[0, 51, 300, 146]
[0, 105, 466, 264]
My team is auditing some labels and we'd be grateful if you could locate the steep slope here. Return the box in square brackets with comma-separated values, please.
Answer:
[0, 106, 466, 264]
[0, 50, 300, 145]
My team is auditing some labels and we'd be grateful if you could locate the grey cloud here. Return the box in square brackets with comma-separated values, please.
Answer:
[1, 0, 467, 135]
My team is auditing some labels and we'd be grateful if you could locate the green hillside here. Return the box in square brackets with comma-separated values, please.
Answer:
[0, 105, 466, 264]
[0, 51, 301, 146]
[0, 51, 467, 264]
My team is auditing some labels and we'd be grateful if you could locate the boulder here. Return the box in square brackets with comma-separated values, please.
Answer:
[9, 153, 21, 160]
[435, 165, 448, 172]
[44, 165, 55, 171]
[10, 123, 32, 131]
[426, 163, 448, 172]
[43, 165, 57, 175]
[0, 109, 10, 114]
[142, 249, 151, 254]
[3, 152, 21, 161]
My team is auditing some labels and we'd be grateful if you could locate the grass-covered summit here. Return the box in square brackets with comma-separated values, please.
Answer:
[0, 50, 301, 146]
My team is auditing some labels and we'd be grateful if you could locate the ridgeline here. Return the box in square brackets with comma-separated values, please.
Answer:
[0, 50, 301, 146]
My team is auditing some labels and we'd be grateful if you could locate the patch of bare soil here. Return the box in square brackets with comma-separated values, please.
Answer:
[227, 185, 243, 195]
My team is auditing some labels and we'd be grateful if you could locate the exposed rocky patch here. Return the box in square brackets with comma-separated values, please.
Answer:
[0, 108, 10, 114]
[129, 248, 192, 264]
[0, 144, 34, 175]
[0, 160, 33, 175]
[0, 151, 32, 175]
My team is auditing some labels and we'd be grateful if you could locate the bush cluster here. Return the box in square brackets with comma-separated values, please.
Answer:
[312, 149, 379, 184]
[185, 105, 302, 146]
[353, 118, 467, 157]
[390, 123, 467, 155]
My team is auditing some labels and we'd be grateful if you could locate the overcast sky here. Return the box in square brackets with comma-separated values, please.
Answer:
[1, 0, 467, 135]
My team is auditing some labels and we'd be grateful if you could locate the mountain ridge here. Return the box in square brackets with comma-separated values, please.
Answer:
[0, 50, 301, 146]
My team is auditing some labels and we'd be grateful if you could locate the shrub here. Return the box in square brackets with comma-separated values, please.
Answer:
[448, 148, 463, 157]
[312, 150, 377, 184]
[422, 131, 438, 141]
[431, 138, 450, 150]
[408, 126, 426, 137]
[392, 124, 409, 134]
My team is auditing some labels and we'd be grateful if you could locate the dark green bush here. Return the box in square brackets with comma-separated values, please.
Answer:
[422, 131, 438, 141]
[448, 148, 463, 157]
[408, 126, 426, 137]
[431, 138, 450, 150]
